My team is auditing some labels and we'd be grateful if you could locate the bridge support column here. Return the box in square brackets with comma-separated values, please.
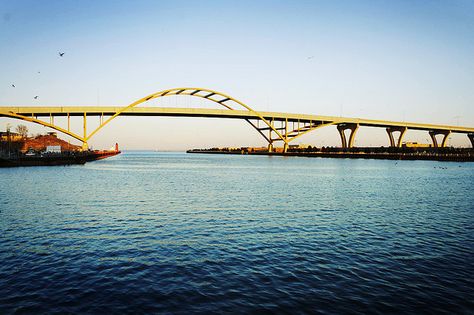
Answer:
[283, 118, 288, 153]
[386, 126, 407, 147]
[268, 142, 274, 152]
[468, 133, 474, 148]
[337, 123, 359, 148]
[82, 112, 88, 151]
[429, 130, 451, 148]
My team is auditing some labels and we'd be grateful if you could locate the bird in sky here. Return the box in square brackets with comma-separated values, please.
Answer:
[307, 56, 314, 60]
[34, 96, 39, 99]
[59, 52, 65, 57]
[37, 71, 41, 74]
[11, 84, 15, 88]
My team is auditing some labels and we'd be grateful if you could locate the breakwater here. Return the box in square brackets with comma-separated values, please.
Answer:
[188, 147, 474, 162]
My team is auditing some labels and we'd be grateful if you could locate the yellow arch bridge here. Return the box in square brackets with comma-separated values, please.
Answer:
[1, 87, 474, 151]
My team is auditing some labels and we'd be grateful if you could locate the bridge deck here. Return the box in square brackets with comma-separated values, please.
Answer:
[0, 106, 473, 133]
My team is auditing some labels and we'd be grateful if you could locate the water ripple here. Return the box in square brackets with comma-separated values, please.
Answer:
[0, 152, 473, 314]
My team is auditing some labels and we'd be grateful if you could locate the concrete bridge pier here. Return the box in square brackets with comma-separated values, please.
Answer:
[386, 126, 407, 147]
[429, 130, 451, 148]
[468, 133, 474, 148]
[337, 123, 359, 148]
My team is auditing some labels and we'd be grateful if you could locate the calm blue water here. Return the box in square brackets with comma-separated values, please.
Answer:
[1, 152, 473, 314]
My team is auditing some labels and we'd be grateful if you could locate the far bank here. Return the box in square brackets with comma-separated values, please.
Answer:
[187, 146, 474, 162]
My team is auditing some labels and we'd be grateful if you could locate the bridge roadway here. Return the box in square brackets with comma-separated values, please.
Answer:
[2, 105, 473, 133]
[0, 106, 474, 151]
[2, 87, 474, 151]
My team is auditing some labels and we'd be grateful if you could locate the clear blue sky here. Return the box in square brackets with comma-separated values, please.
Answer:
[1, 0, 473, 149]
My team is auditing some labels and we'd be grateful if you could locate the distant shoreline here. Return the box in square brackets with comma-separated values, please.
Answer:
[187, 149, 474, 162]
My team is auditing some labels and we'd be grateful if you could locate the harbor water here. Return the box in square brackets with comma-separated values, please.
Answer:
[1, 152, 473, 314]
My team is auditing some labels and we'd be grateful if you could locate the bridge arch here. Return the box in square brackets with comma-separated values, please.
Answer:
[85, 87, 289, 149]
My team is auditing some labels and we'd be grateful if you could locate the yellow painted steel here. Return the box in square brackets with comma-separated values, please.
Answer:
[3, 106, 473, 134]
[0, 111, 85, 143]
[1, 87, 474, 148]
[284, 122, 336, 143]
[82, 112, 88, 150]
[84, 87, 289, 146]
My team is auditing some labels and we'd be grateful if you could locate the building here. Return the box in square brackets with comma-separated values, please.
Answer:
[45, 145, 61, 153]
[289, 144, 311, 149]
[402, 142, 432, 148]
[0, 132, 23, 142]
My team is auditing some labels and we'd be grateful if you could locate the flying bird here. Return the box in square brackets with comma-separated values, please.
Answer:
[11, 84, 15, 88]
[307, 56, 314, 60]
[59, 52, 65, 57]
[34, 96, 39, 99]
